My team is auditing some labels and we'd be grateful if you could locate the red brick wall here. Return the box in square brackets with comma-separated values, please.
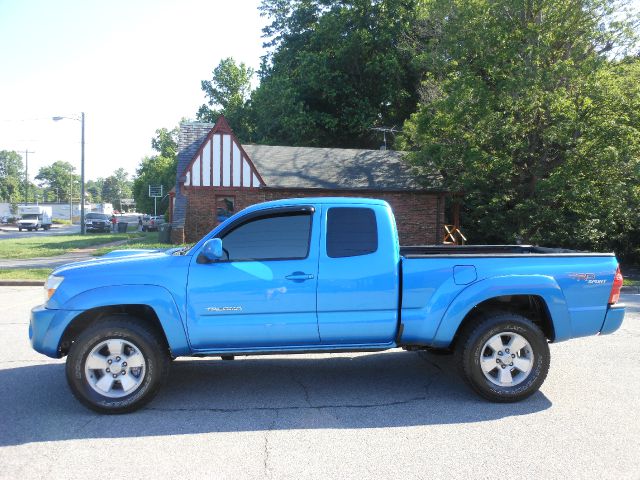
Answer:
[180, 186, 446, 245]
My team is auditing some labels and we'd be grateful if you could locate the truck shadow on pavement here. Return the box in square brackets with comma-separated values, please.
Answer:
[0, 351, 551, 446]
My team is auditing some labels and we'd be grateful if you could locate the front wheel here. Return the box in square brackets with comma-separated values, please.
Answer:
[456, 312, 550, 402]
[66, 317, 170, 413]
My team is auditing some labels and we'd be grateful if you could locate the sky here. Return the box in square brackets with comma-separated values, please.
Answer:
[0, 0, 267, 182]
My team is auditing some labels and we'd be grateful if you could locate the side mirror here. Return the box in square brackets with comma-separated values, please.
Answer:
[201, 238, 223, 262]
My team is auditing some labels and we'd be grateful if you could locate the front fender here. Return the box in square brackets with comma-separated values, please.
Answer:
[49, 285, 190, 357]
[430, 275, 571, 348]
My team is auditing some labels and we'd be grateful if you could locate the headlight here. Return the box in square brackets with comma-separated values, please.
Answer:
[44, 275, 64, 301]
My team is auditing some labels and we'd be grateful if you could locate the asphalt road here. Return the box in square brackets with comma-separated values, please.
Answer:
[0, 224, 79, 239]
[0, 215, 142, 239]
[0, 288, 638, 480]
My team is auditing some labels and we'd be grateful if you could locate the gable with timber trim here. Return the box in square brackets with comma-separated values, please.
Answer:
[182, 116, 264, 188]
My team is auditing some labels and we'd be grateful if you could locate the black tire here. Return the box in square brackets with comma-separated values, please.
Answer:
[66, 316, 170, 414]
[18, 227, 22, 232]
[455, 311, 550, 402]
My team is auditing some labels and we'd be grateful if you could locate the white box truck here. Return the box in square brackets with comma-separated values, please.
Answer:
[17, 206, 53, 231]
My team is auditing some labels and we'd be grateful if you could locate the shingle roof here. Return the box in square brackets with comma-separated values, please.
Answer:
[173, 121, 444, 226]
[176, 122, 442, 189]
[242, 144, 441, 190]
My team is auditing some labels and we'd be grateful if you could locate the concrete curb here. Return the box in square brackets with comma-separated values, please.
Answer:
[0, 280, 45, 286]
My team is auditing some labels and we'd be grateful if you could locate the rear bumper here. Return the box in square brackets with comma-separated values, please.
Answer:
[599, 304, 625, 335]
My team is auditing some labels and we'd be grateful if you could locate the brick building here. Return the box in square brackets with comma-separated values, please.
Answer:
[170, 116, 453, 244]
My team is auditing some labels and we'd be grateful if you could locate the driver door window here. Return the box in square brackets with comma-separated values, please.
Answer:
[220, 213, 311, 261]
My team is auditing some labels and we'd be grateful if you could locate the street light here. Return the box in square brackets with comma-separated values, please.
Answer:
[53, 113, 86, 234]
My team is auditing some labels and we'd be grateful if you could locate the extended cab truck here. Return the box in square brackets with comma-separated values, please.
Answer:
[30, 198, 626, 413]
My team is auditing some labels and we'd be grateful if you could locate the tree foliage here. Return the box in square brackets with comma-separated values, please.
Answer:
[0, 150, 24, 203]
[85, 178, 104, 203]
[197, 58, 255, 141]
[35, 161, 80, 203]
[251, 0, 422, 148]
[132, 127, 178, 214]
[102, 168, 133, 210]
[401, 0, 640, 258]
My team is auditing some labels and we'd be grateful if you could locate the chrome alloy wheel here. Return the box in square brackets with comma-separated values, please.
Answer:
[479, 332, 534, 387]
[84, 339, 146, 398]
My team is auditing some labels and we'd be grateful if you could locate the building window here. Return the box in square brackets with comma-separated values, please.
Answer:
[215, 196, 235, 225]
[220, 212, 312, 261]
[326, 207, 378, 258]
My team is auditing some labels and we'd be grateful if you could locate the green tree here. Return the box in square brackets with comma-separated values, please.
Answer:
[251, 0, 422, 148]
[35, 161, 80, 203]
[132, 127, 178, 214]
[401, 0, 640, 258]
[197, 58, 255, 141]
[0, 150, 24, 203]
[102, 168, 133, 211]
[85, 178, 104, 203]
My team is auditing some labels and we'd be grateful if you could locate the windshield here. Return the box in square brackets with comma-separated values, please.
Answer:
[21, 214, 39, 220]
[86, 213, 109, 220]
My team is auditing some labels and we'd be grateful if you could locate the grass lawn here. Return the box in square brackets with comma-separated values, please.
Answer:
[0, 268, 52, 280]
[0, 232, 189, 281]
[0, 232, 146, 259]
[623, 277, 640, 287]
[93, 232, 185, 255]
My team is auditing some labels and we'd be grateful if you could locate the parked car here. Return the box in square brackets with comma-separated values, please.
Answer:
[84, 213, 111, 233]
[142, 215, 165, 231]
[30, 198, 625, 413]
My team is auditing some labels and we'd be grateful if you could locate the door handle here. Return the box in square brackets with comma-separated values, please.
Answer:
[285, 272, 315, 282]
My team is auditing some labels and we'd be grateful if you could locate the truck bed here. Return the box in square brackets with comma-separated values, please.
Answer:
[400, 244, 615, 257]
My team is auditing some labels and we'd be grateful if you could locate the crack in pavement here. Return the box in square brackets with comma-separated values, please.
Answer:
[146, 394, 434, 414]
[416, 351, 446, 372]
[288, 369, 312, 407]
[263, 411, 278, 479]
[73, 416, 98, 436]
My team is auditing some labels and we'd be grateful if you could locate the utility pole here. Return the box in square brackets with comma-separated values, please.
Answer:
[24, 149, 35, 204]
[80, 112, 85, 234]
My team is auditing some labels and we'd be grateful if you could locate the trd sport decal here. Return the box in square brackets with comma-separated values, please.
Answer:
[568, 273, 606, 284]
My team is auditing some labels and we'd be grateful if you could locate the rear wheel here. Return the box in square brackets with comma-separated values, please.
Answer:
[66, 316, 170, 414]
[455, 312, 550, 402]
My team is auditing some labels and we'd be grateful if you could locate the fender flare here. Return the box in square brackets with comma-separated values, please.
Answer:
[430, 275, 572, 348]
[52, 284, 190, 356]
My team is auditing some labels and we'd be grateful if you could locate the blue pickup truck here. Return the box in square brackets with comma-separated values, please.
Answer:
[30, 198, 625, 413]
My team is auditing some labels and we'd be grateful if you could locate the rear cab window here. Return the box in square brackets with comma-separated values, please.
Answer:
[326, 207, 378, 258]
